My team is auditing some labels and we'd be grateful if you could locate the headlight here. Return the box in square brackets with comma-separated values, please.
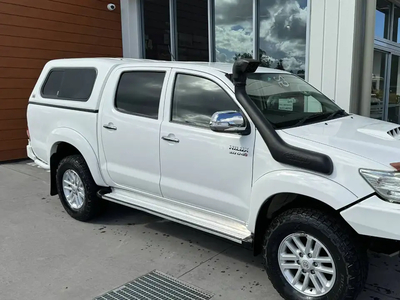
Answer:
[360, 169, 400, 203]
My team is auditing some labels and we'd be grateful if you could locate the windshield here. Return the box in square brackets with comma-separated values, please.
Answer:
[241, 73, 345, 129]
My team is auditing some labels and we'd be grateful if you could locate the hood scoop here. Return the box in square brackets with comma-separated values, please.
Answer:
[356, 123, 400, 141]
[388, 127, 400, 139]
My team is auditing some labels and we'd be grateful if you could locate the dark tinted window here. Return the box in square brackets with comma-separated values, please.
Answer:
[172, 74, 239, 128]
[41, 68, 96, 101]
[143, 0, 171, 60]
[177, 0, 209, 61]
[42, 70, 63, 97]
[115, 72, 165, 119]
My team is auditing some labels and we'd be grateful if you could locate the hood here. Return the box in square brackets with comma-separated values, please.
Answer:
[282, 114, 400, 168]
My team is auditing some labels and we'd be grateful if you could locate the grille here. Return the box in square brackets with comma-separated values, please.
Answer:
[388, 127, 400, 139]
[94, 270, 213, 300]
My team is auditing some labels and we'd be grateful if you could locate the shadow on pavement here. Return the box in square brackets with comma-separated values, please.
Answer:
[89, 202, 269, 270]
[89, 201, 162, 225]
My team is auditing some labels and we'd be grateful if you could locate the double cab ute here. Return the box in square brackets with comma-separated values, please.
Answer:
[27, 58, 400, 300]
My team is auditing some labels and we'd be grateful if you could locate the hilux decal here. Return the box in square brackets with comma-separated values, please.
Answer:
[229, 145, 249, 157]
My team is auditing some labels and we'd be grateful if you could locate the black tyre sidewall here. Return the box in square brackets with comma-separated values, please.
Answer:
[56, 155, 100, 221]
[265, 217, 352, 300]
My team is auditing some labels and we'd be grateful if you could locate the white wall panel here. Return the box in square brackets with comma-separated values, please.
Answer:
[322, 0, 340, 100]
[335, 0, 357, 110]
[308, 0, 325, 90]
[308, 0, 357, 111]
[120, 0, 143, 58]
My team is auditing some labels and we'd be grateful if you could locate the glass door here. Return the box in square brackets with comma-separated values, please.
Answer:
[373, 1, 400, 124]
[371, 50, 388, 120]
[388, 54, 400, 123]
[370, 48, 400, 123]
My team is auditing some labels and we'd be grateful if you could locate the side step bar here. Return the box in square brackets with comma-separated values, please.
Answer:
[98, 188, 253, 245]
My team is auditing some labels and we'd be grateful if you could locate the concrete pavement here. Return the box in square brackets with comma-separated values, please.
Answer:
[0, 161, 399, 300]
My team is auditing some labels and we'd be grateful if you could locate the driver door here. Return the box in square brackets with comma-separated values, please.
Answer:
[159, 69, 255, 222]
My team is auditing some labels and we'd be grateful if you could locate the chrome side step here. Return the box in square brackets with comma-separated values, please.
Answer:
[98, 188, 253, 244]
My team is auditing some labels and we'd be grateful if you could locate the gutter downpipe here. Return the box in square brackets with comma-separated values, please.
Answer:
[359, 0, 377, 117]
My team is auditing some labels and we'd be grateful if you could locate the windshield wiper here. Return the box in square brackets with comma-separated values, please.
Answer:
[293, 112, 331, 127]
[293, 109, 347, 127]
[326, 109, 347, 120]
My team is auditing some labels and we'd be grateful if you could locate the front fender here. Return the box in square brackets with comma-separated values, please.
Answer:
[47, 127, 107, 187]
[247, 170, 358, 232]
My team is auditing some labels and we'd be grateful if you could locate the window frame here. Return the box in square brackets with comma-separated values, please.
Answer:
[114, 70, 168, 120]
[375, 0, 400, 48]
[169, 71, 250, 131]
[40, 67, 98, 102]
[139, 0, 310, 80]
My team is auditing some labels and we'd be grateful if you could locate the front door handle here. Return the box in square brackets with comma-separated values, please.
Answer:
[162, 135, 179, 143]
[103, 123, 117, 130]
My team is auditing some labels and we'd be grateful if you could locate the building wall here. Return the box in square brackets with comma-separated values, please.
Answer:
[308, 0, 358, 111]
[0, 0, 123, 161]
[120, 0, 142, 58]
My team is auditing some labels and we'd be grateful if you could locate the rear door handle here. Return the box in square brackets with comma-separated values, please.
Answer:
[162, 135, 179, 143]
[103, 123, 117, 130]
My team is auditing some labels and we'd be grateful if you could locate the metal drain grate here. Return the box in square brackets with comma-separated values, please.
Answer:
[94, 270, 214, 300]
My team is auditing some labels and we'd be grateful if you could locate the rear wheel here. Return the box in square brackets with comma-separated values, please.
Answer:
[56, 155, 104, 221]
[263, 208, 368, 300]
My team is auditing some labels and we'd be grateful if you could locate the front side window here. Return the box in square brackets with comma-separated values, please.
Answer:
[172, 74, 239, 128]
[115, 71, 166, 119]
[244, 73, 345, 128]
[41, 68, 97, 101]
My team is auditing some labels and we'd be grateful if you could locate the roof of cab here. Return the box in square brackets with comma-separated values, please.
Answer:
[44, 57, 290, 75]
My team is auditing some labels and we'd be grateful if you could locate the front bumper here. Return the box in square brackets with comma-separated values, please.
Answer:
[341, 195, 400, 241]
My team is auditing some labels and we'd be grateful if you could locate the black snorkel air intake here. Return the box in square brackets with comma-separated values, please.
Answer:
[232, 59, 333, 175]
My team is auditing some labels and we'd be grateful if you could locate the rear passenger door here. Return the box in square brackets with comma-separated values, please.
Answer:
[99, 67, 171, 196]
[159, 69, 255, 222]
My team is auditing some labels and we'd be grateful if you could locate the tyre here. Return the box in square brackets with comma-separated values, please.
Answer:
[263, 208, 368, 300]
[56, 155, 104, 221]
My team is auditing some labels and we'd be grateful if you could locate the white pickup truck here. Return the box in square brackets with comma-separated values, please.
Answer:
[27, 57, 400, 300]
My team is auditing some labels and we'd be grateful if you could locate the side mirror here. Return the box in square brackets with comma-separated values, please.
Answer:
[210, 111, 247, 133]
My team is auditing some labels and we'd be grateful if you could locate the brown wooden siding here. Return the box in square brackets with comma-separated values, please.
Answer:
[0, 0, 123, 161]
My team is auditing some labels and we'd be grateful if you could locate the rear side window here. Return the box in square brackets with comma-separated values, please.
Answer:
[41, 68, 97, 101]
[115, 71, 166, 119]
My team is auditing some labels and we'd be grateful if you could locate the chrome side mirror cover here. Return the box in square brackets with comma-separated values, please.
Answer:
[209, 111, 248, 133]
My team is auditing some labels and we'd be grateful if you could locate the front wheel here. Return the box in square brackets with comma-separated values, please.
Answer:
[263, 208, 368, 300]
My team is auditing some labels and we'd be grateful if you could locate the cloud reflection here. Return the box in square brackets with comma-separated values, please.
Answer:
[215, 0, 307, 74]
[172, 74, 239, 128]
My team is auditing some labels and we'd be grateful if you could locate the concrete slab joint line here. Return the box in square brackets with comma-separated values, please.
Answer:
[177, 245, 233, 280]
[94, 270, 214, 300]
